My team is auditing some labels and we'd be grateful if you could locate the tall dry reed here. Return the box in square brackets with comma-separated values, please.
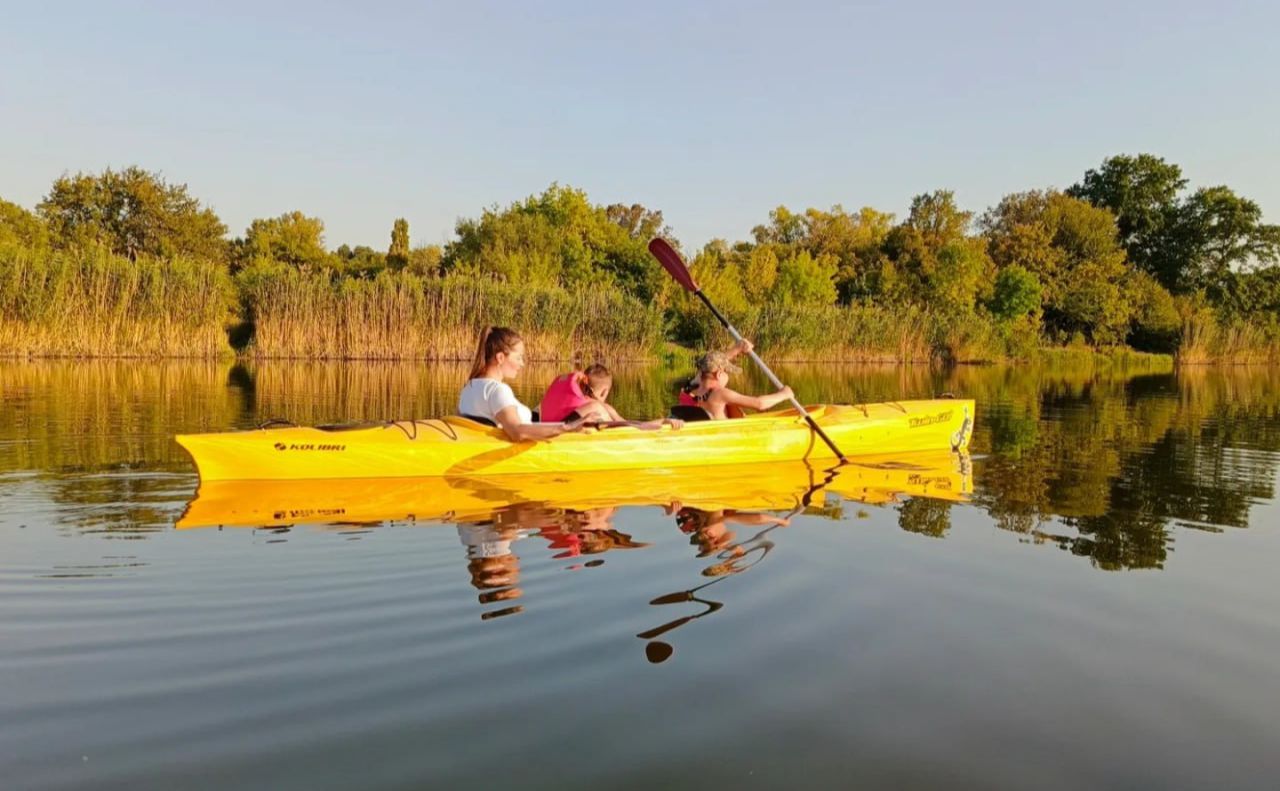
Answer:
[239, 267, 665, 361]
[0, 243, 232, 357]
[1176, 308, 1280, 365]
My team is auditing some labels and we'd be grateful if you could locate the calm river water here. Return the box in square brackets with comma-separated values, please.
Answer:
[2, 360, 1279, 790]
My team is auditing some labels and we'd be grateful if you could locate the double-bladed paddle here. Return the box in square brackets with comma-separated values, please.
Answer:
[647, 237, 848, 463]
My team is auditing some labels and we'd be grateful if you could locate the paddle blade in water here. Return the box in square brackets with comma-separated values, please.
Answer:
[648, 237, 699, 292]
[645, 641, 675, 663]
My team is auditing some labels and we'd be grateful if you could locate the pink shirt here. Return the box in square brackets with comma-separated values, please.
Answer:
[539, 373, 593, 422]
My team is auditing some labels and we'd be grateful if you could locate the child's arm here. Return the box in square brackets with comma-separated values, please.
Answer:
[495, 407, 589, 441]
[714, 385, 794, 412]
[724, 511, 790, 527]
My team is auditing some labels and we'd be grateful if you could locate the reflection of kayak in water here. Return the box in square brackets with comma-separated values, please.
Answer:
[175, 451, 971, 528]
[174, 401, 975, 481]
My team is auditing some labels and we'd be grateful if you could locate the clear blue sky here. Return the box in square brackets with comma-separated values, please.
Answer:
[2, 1, 1276, 251]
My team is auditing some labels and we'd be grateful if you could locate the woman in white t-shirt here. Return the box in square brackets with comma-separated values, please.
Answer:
[458, 326, 587, 442]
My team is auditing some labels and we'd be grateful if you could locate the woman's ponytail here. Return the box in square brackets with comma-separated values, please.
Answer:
[467, 326, 523, 380]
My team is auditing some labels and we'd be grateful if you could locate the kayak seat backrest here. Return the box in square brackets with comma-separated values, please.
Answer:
[669, 404, 711, 422]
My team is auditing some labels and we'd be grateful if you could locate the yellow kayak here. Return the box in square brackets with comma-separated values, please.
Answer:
[175, 400, 974, 482]
[176, 452, 972, 528]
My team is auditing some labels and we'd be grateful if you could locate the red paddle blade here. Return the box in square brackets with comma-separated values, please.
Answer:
[648, 237, 699, 293]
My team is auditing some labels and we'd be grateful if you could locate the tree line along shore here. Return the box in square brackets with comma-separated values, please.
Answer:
[1, 153, 1277, 363]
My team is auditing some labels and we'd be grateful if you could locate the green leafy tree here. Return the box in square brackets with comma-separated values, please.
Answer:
[803, 206, 894, 303]
[903, 190, 971, 250]
[927, 238, 994, 314]
[1168, 186, 1280, 290]
[1068, 154, 1185, 287]
[669, 245, 751, 344]
[334, 244, 386, 276]
[742, 245, 779, 302]
[738, 204, 895, 303]
[605, 203, 668, 239]
[1205, 266, 1280, 318]
[36, 166, 227, 261]
[0, 198, 50, 250]
[442, 184, 665, 299]
[387, 218, 410, 270]
[983, 192, 1067, 287]
[882, 190, 988, 307]
[751, 206, 807, 245]
[988, 265, 1042, 323]
[773, 250, 838, 306]
[1124, 269, 1180, 348]
[407, 244, 443, 276]
[1059, 277, 1131, 345]
[692, 247, 750, 315]
[982, 190, 1134, 343]
[1069, 154, 1280, 295]
[447, 207, 564, 286]
[234, 211, 330, 270]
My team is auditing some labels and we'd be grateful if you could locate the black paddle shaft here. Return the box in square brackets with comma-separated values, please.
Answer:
[692, 290, 848, 462]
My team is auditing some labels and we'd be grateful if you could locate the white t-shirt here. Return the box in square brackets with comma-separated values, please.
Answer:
[457, 524, 527, 558]
[458, 378, 533, 424]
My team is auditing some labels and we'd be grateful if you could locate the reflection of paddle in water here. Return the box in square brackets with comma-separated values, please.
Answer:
[638, 467, 839, 663]
[639, 513, 784, 663]
[638, 578, 726, 663]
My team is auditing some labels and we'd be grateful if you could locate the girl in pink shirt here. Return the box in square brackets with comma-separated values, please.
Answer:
[539, 364, 683, 429]
[539, 364, 614, 422]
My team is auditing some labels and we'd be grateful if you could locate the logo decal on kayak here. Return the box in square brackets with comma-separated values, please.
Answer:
[273, 443, 347, 452]
[272, 508, 347, 520]
[907, 474, 953, 491]
[908, 410, 952, 428]
[950, 406, 973, 451]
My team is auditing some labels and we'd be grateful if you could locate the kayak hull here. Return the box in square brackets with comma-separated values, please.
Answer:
[175, 400, 975, 482]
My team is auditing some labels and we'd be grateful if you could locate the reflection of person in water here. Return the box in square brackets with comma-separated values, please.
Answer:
[456, 517, 533, 620]
[639, 504, 790, 663]
[536, 506, 649, 562]
[668, 503, 790, 566]
[459, 503, 651, 619]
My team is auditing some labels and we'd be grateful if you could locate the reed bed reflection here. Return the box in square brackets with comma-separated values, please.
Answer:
[0, 360, 240, 473]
